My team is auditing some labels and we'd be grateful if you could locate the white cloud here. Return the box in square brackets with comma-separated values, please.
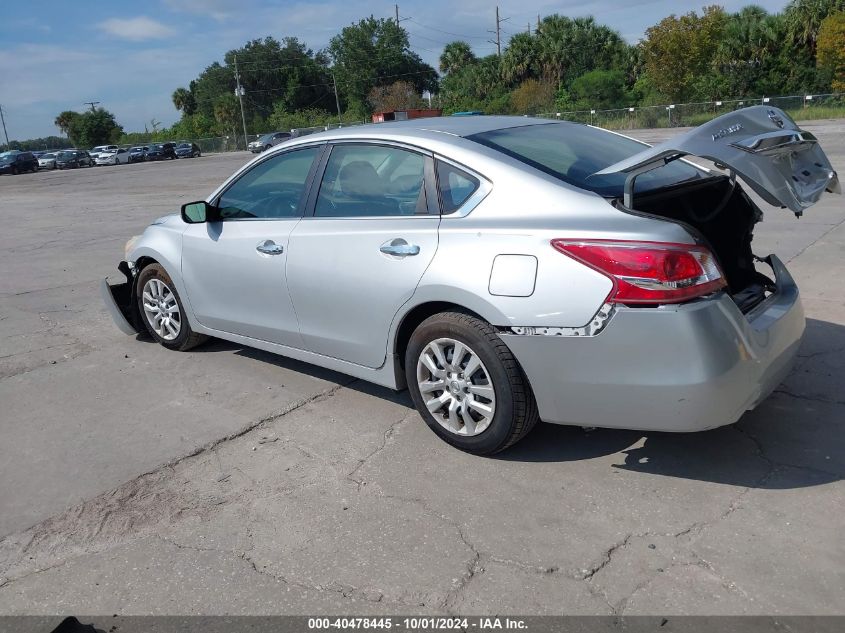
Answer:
[97, 16, 176, 41]
[163, 0, 246, 22]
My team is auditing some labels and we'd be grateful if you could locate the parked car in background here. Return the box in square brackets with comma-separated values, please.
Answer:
[56, 150, 93, 169]
[0, 151, 39, 174]
[128, 146, 149, 163]
[89, 145, 118, 161]
[248, 131, 291, 153]
[175, 142, 201, 158]
[104, 108, 840, 455]
[38, 152, 58, 170]
[146, 143, 176, 161]
[95, 148, 130, 166]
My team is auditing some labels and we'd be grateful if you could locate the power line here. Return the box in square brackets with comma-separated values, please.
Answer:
[405, 17, 489, 40]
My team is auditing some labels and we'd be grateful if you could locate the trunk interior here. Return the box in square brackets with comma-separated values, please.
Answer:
[624, 176, 776, 313]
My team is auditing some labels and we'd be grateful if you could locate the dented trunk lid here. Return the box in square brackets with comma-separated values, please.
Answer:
[594, 106, 840, 216]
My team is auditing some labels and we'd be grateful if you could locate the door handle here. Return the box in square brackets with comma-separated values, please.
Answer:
[380, 238, 420, 257]
[256, 240, 284, 255]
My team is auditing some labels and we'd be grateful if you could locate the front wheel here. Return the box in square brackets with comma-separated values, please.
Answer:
[405, 312, 539, 455]
[137, 263, 206, 351]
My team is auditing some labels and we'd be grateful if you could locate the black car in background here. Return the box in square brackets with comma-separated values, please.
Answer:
[175, 142, 201, 158]
[55, 150, 93, 169]
[0, 151, 39, 174]
[146, 142, 177, 161]
[128, 146, 149, 163]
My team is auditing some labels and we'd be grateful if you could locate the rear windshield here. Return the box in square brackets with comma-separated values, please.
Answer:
[467, 123, 707, 197]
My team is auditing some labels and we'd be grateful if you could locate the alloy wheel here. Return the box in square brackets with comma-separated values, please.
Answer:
[141, 278, 181, 341]
[416, 338, 496, 436]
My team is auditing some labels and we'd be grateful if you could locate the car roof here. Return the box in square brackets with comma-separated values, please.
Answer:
[312, 116, 556, 141]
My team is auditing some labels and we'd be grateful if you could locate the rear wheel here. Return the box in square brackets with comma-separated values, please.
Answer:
[406, 311, 539, 455]
[137, 263, 206, 351]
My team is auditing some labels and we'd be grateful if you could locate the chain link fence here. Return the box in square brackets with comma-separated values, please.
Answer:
[114, 121, 368, 155]
[103, 94, 845, 155]
[534, 92, 845, 130]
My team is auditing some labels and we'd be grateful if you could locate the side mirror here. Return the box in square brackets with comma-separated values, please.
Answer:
[181, 200, 217, 224]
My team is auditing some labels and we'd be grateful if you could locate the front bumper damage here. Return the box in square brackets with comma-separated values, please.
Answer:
[101, 261, 142, 335]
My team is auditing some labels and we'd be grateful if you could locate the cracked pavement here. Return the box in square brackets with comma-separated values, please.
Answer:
[1, 125, 843, 615]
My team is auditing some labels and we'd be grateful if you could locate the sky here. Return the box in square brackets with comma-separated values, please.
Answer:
[0, 0, 792, 141]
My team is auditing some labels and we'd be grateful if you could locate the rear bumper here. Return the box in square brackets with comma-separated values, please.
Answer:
[502, 255, 804, 432]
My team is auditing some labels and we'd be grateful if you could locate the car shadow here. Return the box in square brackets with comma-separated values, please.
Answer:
[145, 317, 842, 490]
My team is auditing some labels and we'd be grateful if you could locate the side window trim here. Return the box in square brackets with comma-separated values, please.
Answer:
[303, 140, 438, 219]
[211, 143, 327, 222]
[433, 155, 492, 218]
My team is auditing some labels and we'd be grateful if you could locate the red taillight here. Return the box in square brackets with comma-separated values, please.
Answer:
[551, 239, 727, 305]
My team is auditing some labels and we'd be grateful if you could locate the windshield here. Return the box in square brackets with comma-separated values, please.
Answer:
[177, 143, 191, 149]
[130, 147, 144, 151]
[57, 151, 75, 159]
[0, 155, 13, 163]
[42, 153, 56, 159]
[467, 123, 707, 197]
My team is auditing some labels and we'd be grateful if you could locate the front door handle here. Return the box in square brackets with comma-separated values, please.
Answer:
[256, 240, 284, 255]
[380, 238, 420, 257]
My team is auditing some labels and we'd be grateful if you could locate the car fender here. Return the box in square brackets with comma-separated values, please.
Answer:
[126, 221, 199, 328]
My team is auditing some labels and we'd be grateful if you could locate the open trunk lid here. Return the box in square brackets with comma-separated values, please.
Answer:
[594, 106, 840, 216]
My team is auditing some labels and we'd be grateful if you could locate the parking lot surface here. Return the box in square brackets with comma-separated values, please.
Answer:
[0, 126, 843, 615]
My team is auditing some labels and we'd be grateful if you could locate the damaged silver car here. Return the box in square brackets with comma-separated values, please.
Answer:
[103, 106, 840, 454]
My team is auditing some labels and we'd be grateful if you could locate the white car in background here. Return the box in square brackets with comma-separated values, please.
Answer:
[89, 145, 119, 161]
[38, 152, 58, 170]
[94, 148, 130, 166]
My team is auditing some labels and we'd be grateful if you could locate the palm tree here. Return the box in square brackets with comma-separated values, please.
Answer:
[501, 32, 539, 83]
[54, 110, 78, 136]
[784, 0, 845, 52]
[172, 87, 197, 116]
[214, 94, 240, 143]
[439, 41, 476, 75]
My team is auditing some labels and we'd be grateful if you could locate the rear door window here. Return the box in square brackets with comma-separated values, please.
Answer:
[314, 144, 428, 217]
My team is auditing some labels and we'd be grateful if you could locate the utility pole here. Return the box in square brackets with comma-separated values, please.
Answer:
[332, 74, 342, 125]
[0, 104, 9, 149]
[488, 7, 508, 56]
[83, 101, 100, 112]
[234, 55, 249, 150]
[395, 4, 400, 25]
[495, 6, 501, 56]
[537, 14, 541, 33]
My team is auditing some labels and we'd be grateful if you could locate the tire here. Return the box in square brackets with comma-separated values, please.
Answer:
[136, 263, 206, 351]
[405, 311, 539, 455]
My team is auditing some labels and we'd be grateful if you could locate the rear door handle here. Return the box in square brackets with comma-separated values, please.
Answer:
[256, 240, 284, 255]
[380, 238, 420, 257]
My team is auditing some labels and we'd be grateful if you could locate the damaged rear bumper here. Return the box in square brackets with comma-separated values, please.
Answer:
[101, 261, 142, 335]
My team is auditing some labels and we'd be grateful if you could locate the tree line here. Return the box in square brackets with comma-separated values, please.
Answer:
[10, 0, 843, 150]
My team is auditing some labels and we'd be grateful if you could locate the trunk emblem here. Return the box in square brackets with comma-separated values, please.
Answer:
[712, 123, 743, 141]
[767, 109, 785, 128]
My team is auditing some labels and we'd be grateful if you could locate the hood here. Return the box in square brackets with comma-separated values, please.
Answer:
[594, 106, 840, 216]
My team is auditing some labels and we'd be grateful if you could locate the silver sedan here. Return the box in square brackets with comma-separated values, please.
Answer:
[103, 107, 840, 454]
